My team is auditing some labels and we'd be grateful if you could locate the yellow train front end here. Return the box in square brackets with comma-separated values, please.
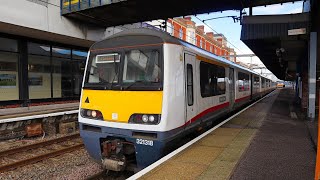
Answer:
[81, 90, 162, 124]
[78, 29, 173, 171]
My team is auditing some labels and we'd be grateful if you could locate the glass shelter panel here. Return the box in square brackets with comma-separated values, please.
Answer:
[52, 57, 73, 98]
[0, 52, 19, 101]
[0, 37, 18, 52]
[28, 55, 52, 99]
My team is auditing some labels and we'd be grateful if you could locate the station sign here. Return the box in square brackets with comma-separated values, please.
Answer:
[288, 28, 306, 36]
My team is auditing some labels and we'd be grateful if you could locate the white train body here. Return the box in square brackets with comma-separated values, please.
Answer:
[78, 28, 275, 171]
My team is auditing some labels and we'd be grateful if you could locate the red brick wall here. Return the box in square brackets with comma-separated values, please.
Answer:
[205, 42, 211, 51]
[201, 37, 205, 48]
[196, 35, 201, 47]
[182, 27, 186, 41]
[173, 22, 181, 38]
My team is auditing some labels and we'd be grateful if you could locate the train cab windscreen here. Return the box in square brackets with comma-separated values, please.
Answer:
[84, 49, 162, 90]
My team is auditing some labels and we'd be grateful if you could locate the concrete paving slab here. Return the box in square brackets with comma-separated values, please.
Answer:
[199, 160, 237, 180]
[172, 146, 223, 165]
[211, 128, 242, 136]
[140, 161, 207, 180]
[197, 135, 236, 148]
[217, 147, 247, 163]
[227, 117, 251, 126]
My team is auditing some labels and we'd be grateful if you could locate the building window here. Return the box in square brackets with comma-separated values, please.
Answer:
[238, 72, 250, 92]
[72, 50, 87, 96]
[200, 62, 225, 97]
[190, 31, 195, 44]
[0, 37, 19, 101]
[167, 22, 173, 35]
[200, 39, 203, 48]
[187, 31, 196, 44]
[27, 43, 88, 100]
[52, 46, 72, 98]
[210, 45, 212, 52]
[179, 28, 183, 39]
[28, 43, 51, 99]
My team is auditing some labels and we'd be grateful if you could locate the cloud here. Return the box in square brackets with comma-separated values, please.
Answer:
[286, 7, 302, 14]
[253, 4, 285, 15]
[248, 2, 303, 15]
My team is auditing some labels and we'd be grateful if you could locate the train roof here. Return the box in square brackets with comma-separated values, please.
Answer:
[91, 28, 271, 80]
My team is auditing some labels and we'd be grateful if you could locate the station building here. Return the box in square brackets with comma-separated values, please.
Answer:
[0, 0, 107, 107]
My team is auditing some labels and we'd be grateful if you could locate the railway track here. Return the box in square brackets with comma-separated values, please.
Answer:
[0, 134, 84, 172]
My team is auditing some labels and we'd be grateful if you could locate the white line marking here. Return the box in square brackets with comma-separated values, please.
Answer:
[127, 92, 275, 180]
[0, 110, 79, 124]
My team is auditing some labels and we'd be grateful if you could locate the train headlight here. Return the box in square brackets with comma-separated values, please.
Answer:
[149, 115, 155, 122]
[91, 110, 97, 118]
[142, 115, 149, 122]
[129, 114, 161, 125]
[81, 108, 103, 120]
[86, 110, 92, 117]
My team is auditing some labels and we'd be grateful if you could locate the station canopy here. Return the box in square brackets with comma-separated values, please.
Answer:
[241, 13, 309, 80]
[62, 0, 302, 27]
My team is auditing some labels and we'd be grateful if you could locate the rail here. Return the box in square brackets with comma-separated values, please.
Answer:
[0, 134, 83, 172]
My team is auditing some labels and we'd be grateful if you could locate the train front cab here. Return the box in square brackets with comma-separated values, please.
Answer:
[78, 38, 172, 171]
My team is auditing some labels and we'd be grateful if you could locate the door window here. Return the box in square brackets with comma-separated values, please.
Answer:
[187, 64, 193, 106]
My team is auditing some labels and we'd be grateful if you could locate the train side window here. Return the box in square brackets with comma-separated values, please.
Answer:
[187, 64, 193, 106]
[238, 72, 250, 92]
[254, 76, 260, 89]
[262, 78, 266, 88]
[200, 62, 226, 97]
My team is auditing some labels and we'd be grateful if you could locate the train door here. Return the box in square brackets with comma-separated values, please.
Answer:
[184, 53, 197, 128]
[229, 68, 235, 110]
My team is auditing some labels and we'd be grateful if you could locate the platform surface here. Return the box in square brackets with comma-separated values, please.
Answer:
[139, 89, 316, 180]
[0, 102, 79, 120]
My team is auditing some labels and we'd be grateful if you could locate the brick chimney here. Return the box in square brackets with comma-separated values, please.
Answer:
[197, 25, 204, 33]
[184, 16, 192, 21]
[206, 32, 214, 39]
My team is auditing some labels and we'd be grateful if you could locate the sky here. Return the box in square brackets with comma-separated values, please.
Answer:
[189, 1, 304, 81]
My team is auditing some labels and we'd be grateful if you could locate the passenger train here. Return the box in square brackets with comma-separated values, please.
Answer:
[79, 28, 275, 172]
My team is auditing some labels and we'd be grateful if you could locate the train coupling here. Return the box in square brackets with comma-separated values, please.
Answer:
[101, 139, 127, 171]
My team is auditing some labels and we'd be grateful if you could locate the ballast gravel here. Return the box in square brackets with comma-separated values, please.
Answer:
[0, 133, 104, 180]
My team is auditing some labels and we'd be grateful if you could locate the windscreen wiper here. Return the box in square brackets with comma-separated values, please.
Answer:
[123, 80, 147, 90]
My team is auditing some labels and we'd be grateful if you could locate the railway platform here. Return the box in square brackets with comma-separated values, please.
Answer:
[0, 102, 79, 123]
[131, 88, 316, 180]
